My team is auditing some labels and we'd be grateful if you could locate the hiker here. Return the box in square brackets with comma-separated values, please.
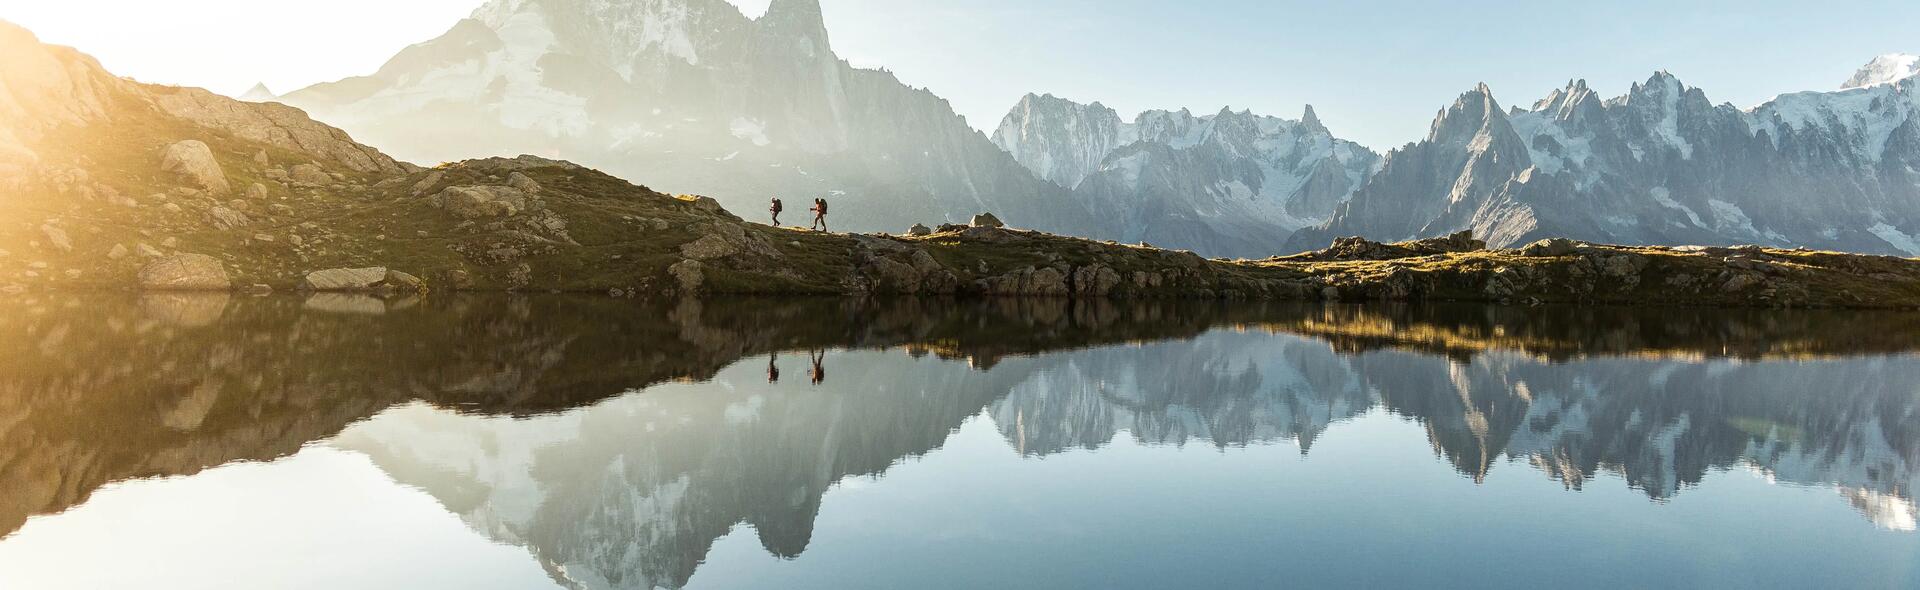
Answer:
[767, 353, 781, 383]
[809, 349, 826, 385]
[810, 198, 829, 232]
[769, 197, 784, 226]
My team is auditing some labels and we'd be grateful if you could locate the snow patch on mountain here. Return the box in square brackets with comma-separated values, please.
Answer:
[1869, 223, 1920, 255]
[1842, 54, 1920, 90]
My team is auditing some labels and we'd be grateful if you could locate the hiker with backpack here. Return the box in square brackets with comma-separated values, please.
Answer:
[770, 197, 784, 226]
[810, 197, 829, 232]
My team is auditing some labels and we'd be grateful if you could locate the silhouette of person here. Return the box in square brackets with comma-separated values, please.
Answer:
[770, 197, 784, 226]
[767, 353, 781, 383]
[810, 198, 829, 232]
[808, 349, 826, 385]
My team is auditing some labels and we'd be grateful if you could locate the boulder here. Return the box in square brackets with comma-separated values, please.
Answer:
[252, 150, 270, 166]
[208, 206, 250, 229]
[434, 186, 528, 219]
[138, 254, 230, 290]
[907, 223, 932, 237]
[409, 171, 446, 196]
[107, 244, 129, 260]
[245, 183, 269, 200]
[680, 195, 727, 215]
[300, 267, 389, 291]
[288, 163, 332, 185]
[160, 140, 230, 194]
[936, 223, 968, 233]
[506, 171, 542, 194]
[970, 212, 1005, 228]
[680, 224, 751, 261]
[39, 224, 71, 253]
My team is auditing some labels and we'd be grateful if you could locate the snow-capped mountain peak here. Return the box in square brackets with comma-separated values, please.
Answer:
[1842, 53, 1920, 90]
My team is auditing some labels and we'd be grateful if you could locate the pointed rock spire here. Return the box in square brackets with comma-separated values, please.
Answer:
[1301, 104, 1328, 134]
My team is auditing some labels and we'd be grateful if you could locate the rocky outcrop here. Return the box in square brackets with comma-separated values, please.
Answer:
[1283, 230, 1486, 262]
[146, 86, 404, 175]
[433, 186, 529, 219]
[159, 140, 230, 194]
[138, 254, 230, 290]
[971, 213, 1005, 228]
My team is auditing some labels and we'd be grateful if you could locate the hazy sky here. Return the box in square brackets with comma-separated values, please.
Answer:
[5, 0, 1918, 149]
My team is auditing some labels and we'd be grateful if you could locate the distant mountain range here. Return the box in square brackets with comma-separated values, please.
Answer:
[258, 2, 1920, 257]
[1287, 66, 1920, 255]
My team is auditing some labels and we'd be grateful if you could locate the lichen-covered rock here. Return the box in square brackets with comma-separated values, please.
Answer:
[160, 140, 230, 194]
[138, 254, 230, 290]
[300, 267, 388, 291]
[970, 212, 1005, 228]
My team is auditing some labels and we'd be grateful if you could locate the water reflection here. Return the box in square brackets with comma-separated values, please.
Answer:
[1, 294, 1917, 587]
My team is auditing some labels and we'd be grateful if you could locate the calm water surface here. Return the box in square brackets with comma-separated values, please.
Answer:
[0, 294, 1916, 589]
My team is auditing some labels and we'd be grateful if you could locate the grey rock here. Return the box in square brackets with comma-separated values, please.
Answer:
[506, 171, 542, 194]
[138, 254, 231, 290]
[160, 140, 230, 194]
[288, 163, 332, 185]
[907, 223, 932, 237]
[970, 212, 1005, 228]
[300, 267, 389, 291]
[669, 259, 704, 294]
[410, 171, 446, 196]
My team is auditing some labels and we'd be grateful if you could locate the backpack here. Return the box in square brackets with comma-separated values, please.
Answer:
[818, 200, 828, 214]
[771, 199, 783, 213]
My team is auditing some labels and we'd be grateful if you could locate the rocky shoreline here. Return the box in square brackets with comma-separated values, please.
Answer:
[11, 149, 1920, 309]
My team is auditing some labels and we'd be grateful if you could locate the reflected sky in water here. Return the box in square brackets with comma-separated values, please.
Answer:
[0, 294, 1915, 589]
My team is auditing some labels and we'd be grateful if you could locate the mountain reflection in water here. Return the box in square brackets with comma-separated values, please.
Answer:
[1, 294, 1917, 588]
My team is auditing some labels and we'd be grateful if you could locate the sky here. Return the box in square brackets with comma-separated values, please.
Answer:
[4, 0, 1919, 149]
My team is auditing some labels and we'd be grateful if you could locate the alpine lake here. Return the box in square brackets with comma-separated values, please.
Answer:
[0, 293, 1916, 589]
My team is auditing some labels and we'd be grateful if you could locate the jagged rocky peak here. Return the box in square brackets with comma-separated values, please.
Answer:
[1427, 83, 1514, 144]
[1842, 53, 1920, 89]
[1300, 104, 1328, 134]
[990, 93, 1133, 188]
[760, 0, 828, 39]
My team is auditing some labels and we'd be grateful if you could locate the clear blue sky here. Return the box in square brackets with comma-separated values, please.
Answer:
[8, 0, 1919, 149]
